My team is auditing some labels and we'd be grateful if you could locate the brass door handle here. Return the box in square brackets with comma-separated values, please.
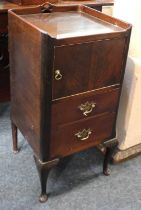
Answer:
[55, 70, 62, 81]
[78, 101, 96, 116]
[75, 128, 92, 141]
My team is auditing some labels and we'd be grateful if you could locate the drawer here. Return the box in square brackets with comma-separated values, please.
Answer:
[53, 38, 125, 99]
[52, 87, 120, 125]
[50, 112, 116, 158]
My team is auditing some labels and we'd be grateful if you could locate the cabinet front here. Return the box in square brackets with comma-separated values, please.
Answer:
[53, 38, 125, 99]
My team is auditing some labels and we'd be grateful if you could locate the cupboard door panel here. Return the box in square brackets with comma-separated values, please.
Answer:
[53, 38, 125, 99]
[53, 43, 93, 99]
[93, 38, 125, 88]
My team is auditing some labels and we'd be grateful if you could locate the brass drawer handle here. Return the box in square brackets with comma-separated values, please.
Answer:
[75, 128, 92, 141]
[55, 70, 62, 80]
[79, 101, 96, 116]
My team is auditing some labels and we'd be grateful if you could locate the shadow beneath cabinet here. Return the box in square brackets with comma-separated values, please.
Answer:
[48, 148, 105, 197]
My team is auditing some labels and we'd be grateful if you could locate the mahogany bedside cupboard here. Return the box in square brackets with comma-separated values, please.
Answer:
[9, 4, 131, 202]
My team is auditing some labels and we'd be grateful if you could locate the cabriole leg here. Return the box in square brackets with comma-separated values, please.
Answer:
[11, 121, 18, 154]
[102, 139, 118, 176]
[34, 156, 59, 203]
[103, 147, 111, 176]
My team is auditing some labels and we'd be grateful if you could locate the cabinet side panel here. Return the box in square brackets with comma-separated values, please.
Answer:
[9, 13, 42, 157]
[39, 35, 54, 162]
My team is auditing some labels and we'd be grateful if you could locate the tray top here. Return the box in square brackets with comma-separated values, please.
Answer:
[20, 11, 123, 39]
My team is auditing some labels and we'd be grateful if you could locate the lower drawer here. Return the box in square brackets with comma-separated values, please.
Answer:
[50, 112, 116, 158]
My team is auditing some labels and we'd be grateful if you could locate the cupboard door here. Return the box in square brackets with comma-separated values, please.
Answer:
[53, 38, 125, 99]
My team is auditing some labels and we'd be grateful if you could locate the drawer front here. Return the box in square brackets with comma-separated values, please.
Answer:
[50, 113, 116, 158]
[52, 87, 120, 125]
[53, 38, 125, 99]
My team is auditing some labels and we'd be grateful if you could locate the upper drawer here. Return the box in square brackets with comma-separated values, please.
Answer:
[52, 86, 120, 125]
[53, 38, 125, 99]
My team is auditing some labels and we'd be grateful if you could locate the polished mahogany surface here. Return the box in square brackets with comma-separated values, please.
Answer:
[21, 11, 122, 39]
